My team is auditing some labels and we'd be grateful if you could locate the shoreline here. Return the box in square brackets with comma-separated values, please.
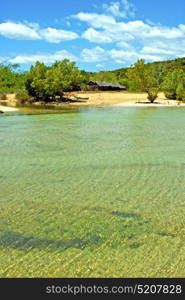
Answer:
[0, 105, 18, 113]
[1, 92, 185, 110]
[113, 100, 185, 107]
[66, 91, 185, 107]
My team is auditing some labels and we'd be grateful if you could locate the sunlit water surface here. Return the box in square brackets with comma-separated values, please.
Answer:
[0, 106, 185, 277]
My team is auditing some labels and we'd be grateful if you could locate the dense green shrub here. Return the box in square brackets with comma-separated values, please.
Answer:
[164, 91, 177, 100]
[25, 59, 83, 102]
[127, 59, 164, 92]
[118, 78, 129, 90]
[15, 89, 31, 104]
[0, 64, 26, 93]
[147, 89, 158, 103]
[176, 83, 185, 100]
[1, 57, 185, 103]
[90, 71, 117, 83]
[162, 69, 185, 100]
[127, 59, 149, 92]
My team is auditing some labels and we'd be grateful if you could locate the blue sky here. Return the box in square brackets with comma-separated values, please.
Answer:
[0, 0, 185, 71]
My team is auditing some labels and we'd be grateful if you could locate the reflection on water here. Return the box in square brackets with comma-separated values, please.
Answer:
[0, 106, 185, 277]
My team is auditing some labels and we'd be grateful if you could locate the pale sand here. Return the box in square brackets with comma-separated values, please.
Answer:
[3, 92, 152, 107]
[69, 91, 185, 107]
[0, 94, 18, 112]
[3, 92, 185, 108]
[0, 105, 18, 112]
[70, 91, 149, 106]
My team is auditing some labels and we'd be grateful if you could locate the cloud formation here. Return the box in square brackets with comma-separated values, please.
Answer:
[9, 50, 77, 64]
[0, 22, 78, 43]
[77, 13, 185, 44]
[73, 13, 116, 29]
[1, 0, 185, 68]
[40, 27, 78, 43]
[0, 22, 41, 40]
[81, 46, 107, 62]
[82, 28, 113, 44]
[74, 1, 185, 64]
[103, 0, 136, 18]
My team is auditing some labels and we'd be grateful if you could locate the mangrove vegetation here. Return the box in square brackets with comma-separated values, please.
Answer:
[0, 56, 185, 103]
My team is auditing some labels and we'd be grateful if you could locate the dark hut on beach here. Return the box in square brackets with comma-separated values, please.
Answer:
[87, 81, 126, 91]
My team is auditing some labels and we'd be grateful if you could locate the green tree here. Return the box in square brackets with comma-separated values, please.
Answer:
[176, 83, 185, 100]
[127, 59, 162, 102]
[127, 59, 149, 92]
[0, 64, 26, 94]
[147, 88, 158, 103]
[117, 78, 129, 89]
[25, 61, 49, 101]
[52, 59, 82, 93]
[0, 64, 18, 93]
[25, 59, 83, 102]
[90, 71, 117, 83]
[162, 69, 185, 99]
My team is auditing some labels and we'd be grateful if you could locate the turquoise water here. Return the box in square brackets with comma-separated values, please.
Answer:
[0, 106, 185, 277]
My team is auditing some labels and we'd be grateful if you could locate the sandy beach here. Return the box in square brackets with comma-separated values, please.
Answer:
[70, 91, 185, 107]
[70, 91, 150, 106]
[0, 105, 18, 113]
[3, 91, 151, 107]
[2, 92, 185, 109]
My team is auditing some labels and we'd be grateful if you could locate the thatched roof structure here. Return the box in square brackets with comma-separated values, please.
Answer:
[88, 81, 126, 91]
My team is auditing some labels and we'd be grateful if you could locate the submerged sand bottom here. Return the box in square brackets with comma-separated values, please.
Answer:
[0, 107, 185, 277]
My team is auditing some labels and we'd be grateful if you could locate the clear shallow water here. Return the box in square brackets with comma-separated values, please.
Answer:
[0, 106, 185, 277]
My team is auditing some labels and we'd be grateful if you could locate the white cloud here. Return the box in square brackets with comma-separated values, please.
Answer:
[0, 56, 8, 63]
[0, 22, 41, 40]
[139, 54, 163, 61]
[9, 50, 77, 64]
[115, 20, 150, 36]
[104, 2, 126, 18]
[76, 9, 185, 44]
[76, 9, 185, 64]
[73, 13, 116, 28]
[103, 0, 136, 19]
[141, 46, 175, 55]
[81, 46, 107, 62]
[5, 38, 185, 67]
[40, 27, 78, 43]
[80, 19, 148, 44]
[122, 0, 136, 18]
[96, 64, 104, 68]
[82, 28, 113, 43]
[143, 27, 184, 39]
[140, 39, 185, 59]
[23, 21, 40, 30]
[179, 53, 185, 58]
[116, 41, 134, 49]
[1, 3, 185, 68]
[108, 49, 138, 63]
[80, 47, 164, 65]
[179, 24, 185, 32]
[0, 21, 78, 43]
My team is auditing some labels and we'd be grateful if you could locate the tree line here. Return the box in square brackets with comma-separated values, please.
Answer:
[0, 57, 185, 103]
